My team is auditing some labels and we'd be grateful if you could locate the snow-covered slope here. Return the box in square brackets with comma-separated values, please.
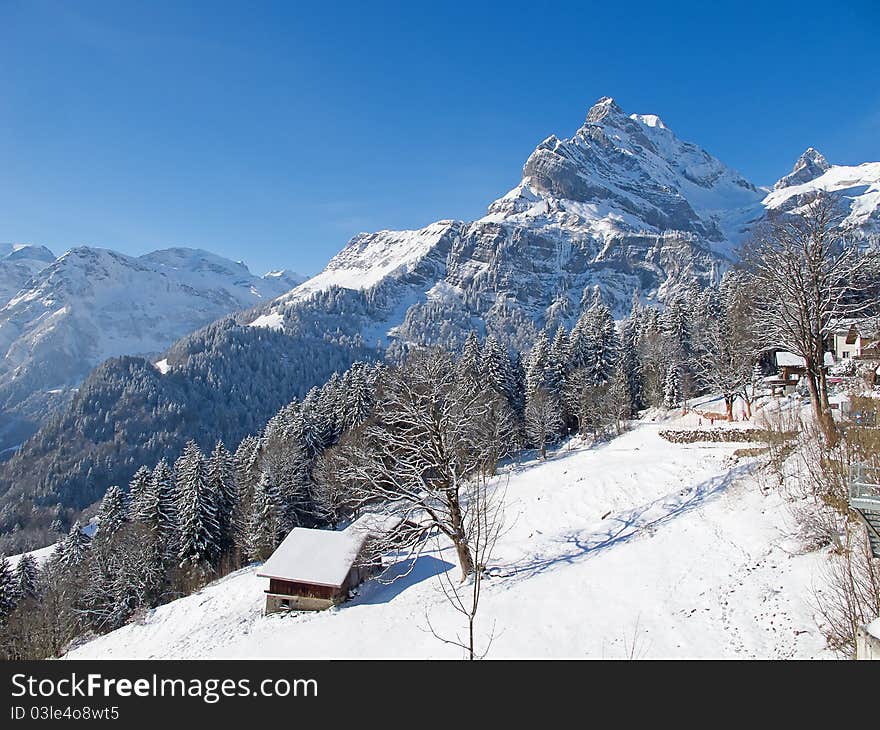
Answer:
[66, 413, 830, 659]
[0, 246, 304, 426]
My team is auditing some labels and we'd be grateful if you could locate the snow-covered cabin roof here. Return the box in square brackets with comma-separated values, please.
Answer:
[256, 513, 403, 588]
[257, 528, 366, 587]
[345, 512, 403, 538]
[775, 351, 834, 368]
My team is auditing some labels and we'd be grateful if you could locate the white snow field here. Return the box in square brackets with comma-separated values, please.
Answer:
[66, 415, 831, 660]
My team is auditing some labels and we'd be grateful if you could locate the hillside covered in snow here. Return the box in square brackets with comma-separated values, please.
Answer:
[64, 409, 832, 660]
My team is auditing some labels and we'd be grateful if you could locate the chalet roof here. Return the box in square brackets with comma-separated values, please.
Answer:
[257, 528, 365, 587]
[775, 351, 834, 368]
[256, 513, 403, 588]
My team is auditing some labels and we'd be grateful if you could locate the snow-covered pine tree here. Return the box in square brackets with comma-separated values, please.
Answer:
[246, 471, 279, 562]
[546, 325, 570, 396]
[127, 466, 153, 523]
[511, 351, 527, 416]
[297, 388, 323, 456]
[482, 335, 516, 405]
[316, 374, 341, 447]
[176, 441, 221, 572]
[458, 331, 483, 386]
[207, 441, 237, 556]
[0, 554, 16, 620]
[56, 521, 91, 570]
[151, 458, 178, 546]
[13, 553, 39, 601]
[232, 436, 262, 555]
[618, 318, 643, 414]
[525, 330, 550, 394]
[569, 310, 592, 369]
[95, 485, 127, 544]
[340, 363, 374, 429]
[663, 364, 681, 409]
[585, 297, 618, 386]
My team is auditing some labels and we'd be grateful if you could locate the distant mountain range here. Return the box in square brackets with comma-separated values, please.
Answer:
[0, 244, 303, 451]
[1, 95, 877, 552]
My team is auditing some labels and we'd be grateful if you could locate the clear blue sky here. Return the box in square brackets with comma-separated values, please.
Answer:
[1, 0, 878, 276]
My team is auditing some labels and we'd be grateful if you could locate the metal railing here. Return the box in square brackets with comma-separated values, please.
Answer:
[850, 463, 880, 503]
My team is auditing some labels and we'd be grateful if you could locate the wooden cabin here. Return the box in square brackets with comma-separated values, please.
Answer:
[766, 350, 834, 395]
[256, 513, 400, 614]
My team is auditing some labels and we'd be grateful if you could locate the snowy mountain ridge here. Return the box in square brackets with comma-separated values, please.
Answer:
[252, 97, 776, 353]
[0, 245, 305, 443]
[251, 98, 878, 357]
[0, 244, 57, 308]
[764, 158, 880, 233]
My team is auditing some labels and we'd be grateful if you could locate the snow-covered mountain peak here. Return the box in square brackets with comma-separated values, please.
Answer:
[773, 147, 831, 190]
[0, 243, 55, 263]
[584, 95, 626, 124]
[763, 158, 880, 234]
[484, 97, 763, 259]
[280, 219, 460, 305]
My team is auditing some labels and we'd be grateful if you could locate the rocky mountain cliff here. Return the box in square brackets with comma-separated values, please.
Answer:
[262, 97, 766, 356]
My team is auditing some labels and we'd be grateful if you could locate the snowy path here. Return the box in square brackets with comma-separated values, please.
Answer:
[67, 422, 831, 659]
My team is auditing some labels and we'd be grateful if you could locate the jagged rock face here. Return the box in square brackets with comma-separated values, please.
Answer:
[0, 246, 304, 429]
[262, 97, 759, 353]
[773, 148, 831, 190]
[510, 97, 763, 257]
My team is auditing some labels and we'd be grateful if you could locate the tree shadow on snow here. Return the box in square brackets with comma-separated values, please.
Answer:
[506, 462, 753, 582]
[355, 555, 455, 606]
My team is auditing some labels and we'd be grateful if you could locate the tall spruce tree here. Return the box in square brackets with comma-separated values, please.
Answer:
[546, 325, 570, 396]
[127, 466, 153, 522]
[663, 364, 682, 409]
[246, 471, 279, 562]
[95, 485, 127, 544]
[458, 331, 483, 385]
[56, 521, 91, 570]
[483, 335, 516, 405]
[207, 441, 237, 556]
[13, 553, 39, 601]
[0, 554, 16, 620]
[176, 441, 221, 571]
[585, 297, 618, 386]
[151, 458, 178, 546]
[525, 331, 551, 394]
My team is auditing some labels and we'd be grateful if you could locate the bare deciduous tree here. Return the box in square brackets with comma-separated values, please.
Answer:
[693, 273, 759, 421]
[315, 349, 516, 578]
[525, 387, 562, 457]
[739, 193, 879, 443]
[426, 475, 506, 659]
